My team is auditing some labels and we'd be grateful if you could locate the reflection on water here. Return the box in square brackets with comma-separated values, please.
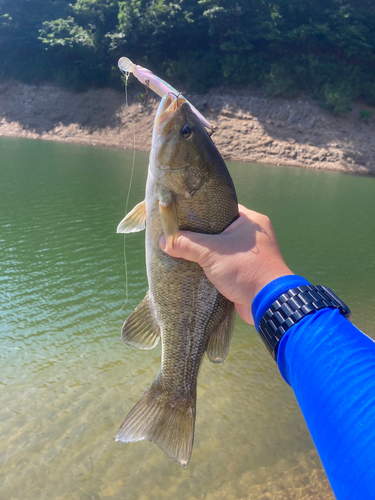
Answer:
[1, 136, 374, 499]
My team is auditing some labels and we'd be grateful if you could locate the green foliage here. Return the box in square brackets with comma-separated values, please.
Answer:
[323, 82, 353, 113]
[0, 0, 70, 82]
[1, 0, 375, 109]
[265, 63, 298, 98]
[359, 109, 373, 121]
[361, 83, 375, 106]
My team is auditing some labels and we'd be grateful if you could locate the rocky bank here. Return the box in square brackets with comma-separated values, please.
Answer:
[1, 80, 374, 175]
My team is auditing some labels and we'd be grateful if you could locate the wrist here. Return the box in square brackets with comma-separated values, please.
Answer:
[251, 275, 311, 331]
[251, 263, 294, 310]
[252, 277, 351, 361]
[236, 267, 295, 325]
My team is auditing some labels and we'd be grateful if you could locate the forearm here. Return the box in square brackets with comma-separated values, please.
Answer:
[252, 276, 375, 499]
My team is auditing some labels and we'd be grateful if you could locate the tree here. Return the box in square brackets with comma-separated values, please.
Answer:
[0, 0, 70, 81]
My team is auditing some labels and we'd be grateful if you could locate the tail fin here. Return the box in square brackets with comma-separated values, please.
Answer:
[115, 377, 196, 467]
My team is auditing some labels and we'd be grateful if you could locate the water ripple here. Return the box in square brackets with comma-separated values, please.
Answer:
[1, 138, 374, 500]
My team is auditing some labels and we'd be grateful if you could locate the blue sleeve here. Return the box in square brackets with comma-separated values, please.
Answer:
[252, 276, 375, 500]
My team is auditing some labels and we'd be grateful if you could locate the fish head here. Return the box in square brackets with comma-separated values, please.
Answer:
[150, 94, 236, 203]
[150, 94, 207, 175]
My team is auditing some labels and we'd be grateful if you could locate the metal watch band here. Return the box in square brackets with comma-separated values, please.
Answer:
[258, 285, 351, 360]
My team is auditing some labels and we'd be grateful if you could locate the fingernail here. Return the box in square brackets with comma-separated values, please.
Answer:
[159, 234, 167, 251]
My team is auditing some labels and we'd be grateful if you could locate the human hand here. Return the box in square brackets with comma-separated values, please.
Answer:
[159, 205, 293, 325]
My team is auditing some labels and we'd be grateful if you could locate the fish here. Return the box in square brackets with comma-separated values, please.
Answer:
[115, 93, 239, 467]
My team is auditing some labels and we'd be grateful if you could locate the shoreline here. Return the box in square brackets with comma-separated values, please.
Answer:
[1, 81, 374, 175]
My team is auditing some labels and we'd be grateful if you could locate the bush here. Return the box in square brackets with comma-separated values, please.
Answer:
[322, 83, 353, 113]
[265, 63, 298, 98]
[359, 109, 373, 122]
[361, 83, 375, 107]
[165, 52, 222, 93]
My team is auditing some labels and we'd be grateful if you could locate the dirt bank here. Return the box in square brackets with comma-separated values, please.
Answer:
[1, 81, 374, 175]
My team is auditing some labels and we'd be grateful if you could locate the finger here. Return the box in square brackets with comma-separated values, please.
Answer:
[159, 231, 213, 265]
[235, 303, 254, 326]
[238, 204, 266, 221]
[222, 206, 255, 234]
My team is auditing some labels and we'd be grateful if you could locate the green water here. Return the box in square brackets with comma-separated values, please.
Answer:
[1, 136, 374, 500]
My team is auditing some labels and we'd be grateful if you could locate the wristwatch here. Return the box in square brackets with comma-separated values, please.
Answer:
[258, 285, 351, 360]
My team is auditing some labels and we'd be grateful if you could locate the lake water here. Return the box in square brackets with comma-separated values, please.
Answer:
[1, 136, 374, 500]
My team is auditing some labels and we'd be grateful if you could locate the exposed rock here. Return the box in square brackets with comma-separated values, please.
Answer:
[1, 81, 374, 175]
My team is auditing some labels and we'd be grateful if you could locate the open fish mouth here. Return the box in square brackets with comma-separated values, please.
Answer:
[155, 94, 188, 136]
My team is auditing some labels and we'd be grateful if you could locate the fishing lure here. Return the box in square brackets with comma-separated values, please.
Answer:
[118, 57, 213, 131]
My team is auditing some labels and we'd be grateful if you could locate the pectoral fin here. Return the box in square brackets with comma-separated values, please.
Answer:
[122, 291, 160, 349]
[117, 201, 146, 233]
[159, 194, 179, 248]
[207, 301, 236, 363]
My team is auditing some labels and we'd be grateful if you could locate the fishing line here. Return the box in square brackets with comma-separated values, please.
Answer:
[1, 69, 137, 363]
[119, 68, 137, 311]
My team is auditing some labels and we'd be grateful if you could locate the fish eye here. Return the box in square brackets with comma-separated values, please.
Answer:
[181, 124, 192, 139]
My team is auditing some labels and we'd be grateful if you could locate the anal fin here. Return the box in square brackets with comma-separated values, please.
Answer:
[122, 291, 160, 349]
[207, 300, 236, 363]
[117, 201, 146, 233]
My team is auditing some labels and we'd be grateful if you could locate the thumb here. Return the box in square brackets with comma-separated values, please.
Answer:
[159, 231, 212, 265]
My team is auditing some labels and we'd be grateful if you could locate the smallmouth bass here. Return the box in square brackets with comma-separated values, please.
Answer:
[116, 94, 239, 466]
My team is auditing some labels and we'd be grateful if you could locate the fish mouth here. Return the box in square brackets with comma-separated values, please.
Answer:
[155, 94, 187, 136]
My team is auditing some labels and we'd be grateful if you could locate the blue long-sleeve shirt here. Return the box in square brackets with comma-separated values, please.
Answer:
[252, 275, 375, 500]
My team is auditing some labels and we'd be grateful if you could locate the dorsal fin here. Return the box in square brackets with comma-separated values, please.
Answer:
[207, 301, 236, 363]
